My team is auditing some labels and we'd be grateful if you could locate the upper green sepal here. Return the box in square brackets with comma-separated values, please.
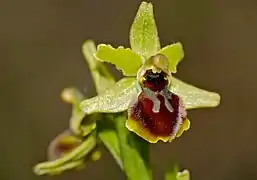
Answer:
[95, 44, 143, 76]
[130, 2, 160, 59]
[82, 40, 116, 94]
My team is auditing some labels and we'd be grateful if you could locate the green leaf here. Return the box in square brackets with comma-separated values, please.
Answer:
[34, 135, 96, 175]
[169, 77, 221, 109]
[82, 40, 116, 94]
[130, 2, 160, 59]
[95, 44, 143, 76]
[80, 77, 138, 114]
[116, 116, 151, 180]
[98, 116, 123, 169]
[158, 43, 184, 73]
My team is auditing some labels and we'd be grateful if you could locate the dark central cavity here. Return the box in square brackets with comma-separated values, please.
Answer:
[143, 69, 168, 92]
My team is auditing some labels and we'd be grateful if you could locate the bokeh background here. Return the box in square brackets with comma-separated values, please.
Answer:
[2, 0, 257, 179]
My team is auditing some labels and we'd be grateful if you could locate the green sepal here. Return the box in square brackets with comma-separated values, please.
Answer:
[130, 2, 160, 59]
[80, 77, 138, 114]
[169, 76, 221, 109]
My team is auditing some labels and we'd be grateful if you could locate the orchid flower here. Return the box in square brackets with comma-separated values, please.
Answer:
[34, 2, 220, 179]
[80, 2, 220, 143]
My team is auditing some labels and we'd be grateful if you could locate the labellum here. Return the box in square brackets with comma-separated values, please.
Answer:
[126, 54, 187, 143]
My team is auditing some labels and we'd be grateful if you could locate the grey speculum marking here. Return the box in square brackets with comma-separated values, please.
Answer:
[141, 69, 174, 113]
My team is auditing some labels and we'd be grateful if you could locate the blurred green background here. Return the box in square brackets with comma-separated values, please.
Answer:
[1, 0, 257, 179]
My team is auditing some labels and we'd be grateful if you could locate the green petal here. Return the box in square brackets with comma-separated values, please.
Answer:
[158, 43, 184, 73]
[169, 77, 221, 109]
[95, 44, 143, 76]
[80, 77, 138, 114]
[82, 40, 116, 94]
[130, 2, 160, 59]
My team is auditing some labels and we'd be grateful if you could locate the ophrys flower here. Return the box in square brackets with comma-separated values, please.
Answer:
[80, 2, 220, 143]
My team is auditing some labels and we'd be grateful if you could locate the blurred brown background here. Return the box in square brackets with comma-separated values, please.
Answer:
[1, 0, 257, 179]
